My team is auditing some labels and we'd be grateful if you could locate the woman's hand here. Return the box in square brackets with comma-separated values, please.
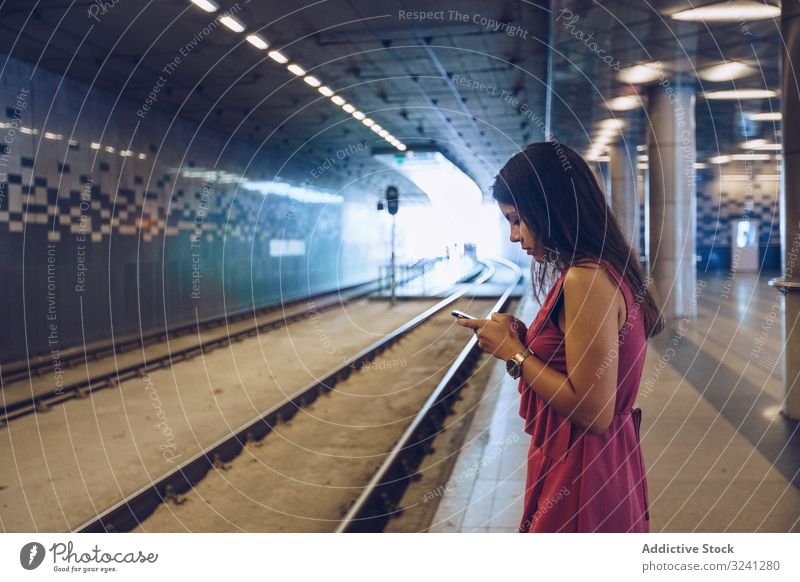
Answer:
[456, 312, 527, 361]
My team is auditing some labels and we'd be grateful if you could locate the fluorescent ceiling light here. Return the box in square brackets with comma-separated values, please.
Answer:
[701, 89, 777, 100]
[636, 144, 646, 152]
[245, 34, 268, 50]
[378, 129, 389, 138]
[598, 118, 625, 130]
[396, 144, 407, 151]
[606, 95, 643, 111]
[730, 153, 772, 161]
[104, 146, 115, 153]
[697, 61, 756, 82]
[720, 174, 752, 181]
[318, 86, 334, 97]
[331, 95, 345, 105]
[219, 15, 245, 32]
[242, 180, 343, 204]
[371, 124, 382, 133]
[120, 150, 134, 157]
[709, 155, 731, 164]
[361, 118, 374, 127]
[741, 139, 781, 150]
[342, 103, 355, 113]
[670, 1, 780, 22]
[304, 75, 321, 87]
[373, 150, 478, 207]
[268, 50, 288, 64]
[637, 163, 648, 170]
[189, 0, 218, 12]
[138, 153, 147, 160]
[91, 142, 101, 150]
[618, 62, 663, 84]
[755, 174, 780, 181]
[352, 111, 366, 120]
[638, 154, 648, 161]
[748, 112, 781, 121]
[43, 132, 63, 140]
[694, 163, 708, 169]
[287, 64, 306, 76]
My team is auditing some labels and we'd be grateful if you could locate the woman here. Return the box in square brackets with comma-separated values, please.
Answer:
[457, 142, 664, 533]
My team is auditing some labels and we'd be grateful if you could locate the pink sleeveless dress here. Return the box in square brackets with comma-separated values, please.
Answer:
[518, 258, 650, 533]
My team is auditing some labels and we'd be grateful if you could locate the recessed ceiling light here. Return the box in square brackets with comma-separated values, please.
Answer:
[362, 118, 374, 127]
[342, 103, 355, 113]
[352, 111, 366, 120]
[709, 155, 731, 164]
[304, 76, 321, 87]
[331, 95, 345, 105]
[268, 50, 288, 64]
[219, 15, 245, 33]
[748, 112, 782, 121]
[697, 61, 756, 82]
[730, 153, 772, 161]
[597, 118, 625, 130]
[245, 34, 268, 50]
[606, 95, 643, 111]
[318, 86, 334, 97]
[287, 64, 306, 76]
[701, 89, 777, 100]
[618, 62, 664, 84]
[189, 0, 218, 12]
[670, 1, 780, 22]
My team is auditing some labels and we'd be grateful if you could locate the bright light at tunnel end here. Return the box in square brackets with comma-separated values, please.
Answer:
[373, 150, 482, 208]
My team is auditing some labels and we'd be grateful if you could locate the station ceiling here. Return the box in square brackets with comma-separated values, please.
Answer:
[0, 0, 783, 202]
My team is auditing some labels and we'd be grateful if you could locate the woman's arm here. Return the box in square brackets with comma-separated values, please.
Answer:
[518, 266, 622, 434]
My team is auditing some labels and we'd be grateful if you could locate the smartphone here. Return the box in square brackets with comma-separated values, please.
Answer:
[451, 310, 477, 320]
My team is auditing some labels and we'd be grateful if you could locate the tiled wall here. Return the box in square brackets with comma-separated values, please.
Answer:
[0, 55, 387, 362]
[634, 174, 781, 271]
[696, 173, 781, 271]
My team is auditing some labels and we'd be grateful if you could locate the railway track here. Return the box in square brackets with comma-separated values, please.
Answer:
[75, 257, 521, 533]
[0, 258, 459, 423]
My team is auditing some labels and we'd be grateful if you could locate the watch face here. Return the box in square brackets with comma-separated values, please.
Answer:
[506, 359, 520, 378]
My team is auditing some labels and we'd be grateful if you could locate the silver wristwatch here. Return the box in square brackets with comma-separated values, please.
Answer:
[506, 347, 533, 379]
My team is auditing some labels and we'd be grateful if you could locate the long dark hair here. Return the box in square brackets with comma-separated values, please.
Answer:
[492, 142, 664, 338]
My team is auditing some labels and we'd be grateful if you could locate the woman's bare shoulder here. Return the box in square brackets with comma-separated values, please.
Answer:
[563, 262, 617, 294]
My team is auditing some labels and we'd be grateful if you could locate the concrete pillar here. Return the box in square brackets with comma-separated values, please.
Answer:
[609, 140, 639, 252]
[769, 0, 800, 420]
[646, 80, 697, 321]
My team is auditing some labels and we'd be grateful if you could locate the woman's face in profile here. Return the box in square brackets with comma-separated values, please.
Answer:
[497, 201, 546, 262]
